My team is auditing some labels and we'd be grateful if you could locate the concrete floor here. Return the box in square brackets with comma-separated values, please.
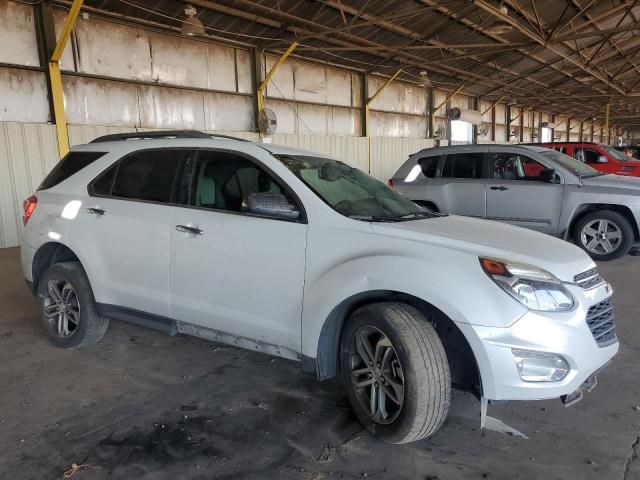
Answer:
[0, 246, 639, 480]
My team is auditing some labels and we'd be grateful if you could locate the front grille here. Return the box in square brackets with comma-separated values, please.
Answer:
[574, 267, 604, 289]
[586, 299, 617, 347]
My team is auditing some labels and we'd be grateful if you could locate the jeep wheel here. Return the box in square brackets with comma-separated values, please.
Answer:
[37, 262, 108, 349]
[340, 302, 450, 444]
[574, 210, 634, 261]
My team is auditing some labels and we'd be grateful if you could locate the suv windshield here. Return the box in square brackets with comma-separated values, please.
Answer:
[602, 145, 629, 161]
[540, 150, 603, 178]
[278, 155, 434, 221]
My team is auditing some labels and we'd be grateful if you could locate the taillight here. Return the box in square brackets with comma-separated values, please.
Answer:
[387, 179, 394, 188]
[23, 195, 37, 225]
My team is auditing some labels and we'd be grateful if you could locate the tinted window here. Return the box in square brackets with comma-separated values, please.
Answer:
[111, 150, 184, 203]
[491, 153, 550, 181]
[191, 151, 290, 213]
[574, 148, 603, 164]
[418, 156, 438, 178]
[441, 153, 483, 179]
[90, 164, 117, 196]
[39, 151, 107, 190]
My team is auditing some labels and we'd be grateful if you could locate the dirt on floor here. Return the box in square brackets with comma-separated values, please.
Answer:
[0, 247, 639, 480]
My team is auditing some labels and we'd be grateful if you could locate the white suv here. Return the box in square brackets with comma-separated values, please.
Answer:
[21, 131, 618, 444]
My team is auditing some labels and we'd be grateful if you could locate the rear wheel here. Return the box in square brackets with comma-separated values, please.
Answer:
[574, 210, 634, 261]
[37, 262, 108, 349]
[340, 302, 451, 444]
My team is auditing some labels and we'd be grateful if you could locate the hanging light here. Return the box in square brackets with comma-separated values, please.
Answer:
[181, 4, 205, 36]
[505, 97, 517, 105]
[486, 6, 513, 35]
[417, 71, 431, 88]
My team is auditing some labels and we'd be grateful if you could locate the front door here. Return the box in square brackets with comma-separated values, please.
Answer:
[429, 151, 486, 217]
[169, 150, 307, 353]
[485, 151, 563, 234]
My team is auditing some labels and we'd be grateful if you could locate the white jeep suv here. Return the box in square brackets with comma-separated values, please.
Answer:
[21, 130, 618, 444]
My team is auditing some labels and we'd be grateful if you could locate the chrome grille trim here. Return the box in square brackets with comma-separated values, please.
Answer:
[574, 267, 604, 290]
[585, 299, 617, 347]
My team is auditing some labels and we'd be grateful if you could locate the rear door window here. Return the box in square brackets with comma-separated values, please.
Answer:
[39, 151, 107, 190]
[441, 153, 483, 179]
[574, 148, 603, 164]
[417, 156, 439, 178]
[108, 150, 187, 203]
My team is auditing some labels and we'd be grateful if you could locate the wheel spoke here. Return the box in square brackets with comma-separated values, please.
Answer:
[586, 238, 600, 250]
[601, 238, 614, 253]
[61, 284, 74, 304]
[355, 331, 375, 365]
[606, 230, 621, 240]
[374, 339, 386, 366]
[369, 382, 378, 417]
[43, 304, 61, 319]
[48, 281, 63, 304]
[57, 312, 64, 336]
[378, 384, 388, 419]
[598, 220, 607, 233]
[583, 226, 598, 237]
[66, 306, 80, 325]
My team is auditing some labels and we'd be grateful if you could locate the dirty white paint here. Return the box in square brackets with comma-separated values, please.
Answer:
[369, 111, 427, 138]
[0, 68, 50, 123]
[0, 122, 58, 249]
[0, 1, 39, 67]
[370, 136, 434, 182]
[368, 76, 426, 116]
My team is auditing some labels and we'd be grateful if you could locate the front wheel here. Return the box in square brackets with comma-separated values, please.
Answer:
[573, 210, 634, 261]
[340, 303, 451, 444]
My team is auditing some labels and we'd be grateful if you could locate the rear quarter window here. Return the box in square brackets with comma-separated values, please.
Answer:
[39, 151, 108, 190]
[417, 156, 439, 178]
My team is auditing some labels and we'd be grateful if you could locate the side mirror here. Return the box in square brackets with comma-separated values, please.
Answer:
[242, 192, 300, 220]
[597, 155, 608, 164]
[540, 168, 559, 183]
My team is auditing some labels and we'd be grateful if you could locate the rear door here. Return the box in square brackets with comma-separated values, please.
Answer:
[429, 151, 486, 217]
[68, 148, 188, 316]
[485, 151, 563, 234]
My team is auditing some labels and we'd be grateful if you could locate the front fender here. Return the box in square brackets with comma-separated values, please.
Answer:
[300, 253, 526, 359]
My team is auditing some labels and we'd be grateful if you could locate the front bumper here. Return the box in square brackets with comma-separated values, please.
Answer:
[459, 281, 618, 401]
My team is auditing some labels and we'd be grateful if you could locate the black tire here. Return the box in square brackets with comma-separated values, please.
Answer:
[573, 210, 634, 261]
[340, 302, 451, 444]
[37, 261, 108, 349]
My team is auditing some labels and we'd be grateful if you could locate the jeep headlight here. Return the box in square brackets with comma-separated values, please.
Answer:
[480, 258, 574, 312]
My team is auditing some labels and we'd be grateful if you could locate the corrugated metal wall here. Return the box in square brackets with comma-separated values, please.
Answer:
[0, 122, 58, 248]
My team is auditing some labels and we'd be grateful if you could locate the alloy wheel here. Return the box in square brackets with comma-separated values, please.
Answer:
[43, 278, 80, 338]
[580, 219, 623, 255]
[348, 326, 405, 424]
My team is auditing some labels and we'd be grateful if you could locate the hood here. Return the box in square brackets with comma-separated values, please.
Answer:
[372, 215, 593, 281]
[580, 173, 640, 192]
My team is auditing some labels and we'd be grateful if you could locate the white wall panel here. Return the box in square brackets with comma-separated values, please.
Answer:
[138, 85, 205, 130]
[368, 76, 425, 115]
[264, 55, 294, 99]
[330, 107, 361, 137]
[204, 93, 254, 132]
[265, 99, 296, 135]
[495, 103, 506, 124]
[0, 2, 39, 67]
[370, 137, 434, 182]
[0, 122, 58, 248]
[63, 76, 140, 126]
[75, 16, 153, 81]
[370, 111, 427, 138]
[0, 68, 49, 123]
[236, 49, 253, 94]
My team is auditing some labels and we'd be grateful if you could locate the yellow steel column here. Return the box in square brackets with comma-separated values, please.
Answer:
[257, 41, 298, 137]
[49, 0, 84, 158]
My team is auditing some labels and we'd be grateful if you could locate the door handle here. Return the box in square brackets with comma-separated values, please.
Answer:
[86, 207, 106, 215]
[490, 186, 508, 191]
[175, 225, 204, 236]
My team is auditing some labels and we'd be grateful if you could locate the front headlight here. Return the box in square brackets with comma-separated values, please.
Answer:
[480, 258, 574, 312]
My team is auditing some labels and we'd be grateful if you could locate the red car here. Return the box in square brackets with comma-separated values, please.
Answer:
[529, 142, 640, 177]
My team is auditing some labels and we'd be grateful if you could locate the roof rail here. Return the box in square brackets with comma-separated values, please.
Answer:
[89, 130, 249, 143]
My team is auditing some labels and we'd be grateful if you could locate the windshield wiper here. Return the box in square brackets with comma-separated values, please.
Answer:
[347, 214, 402, 222]
[399, 211, 442, 220]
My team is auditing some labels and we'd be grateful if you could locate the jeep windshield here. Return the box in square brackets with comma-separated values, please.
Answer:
[540, 150, 604, 178]
[278, 155, 435, 222]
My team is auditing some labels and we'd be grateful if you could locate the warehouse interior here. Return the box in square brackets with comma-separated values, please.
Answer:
[1, 0, 640, 479]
